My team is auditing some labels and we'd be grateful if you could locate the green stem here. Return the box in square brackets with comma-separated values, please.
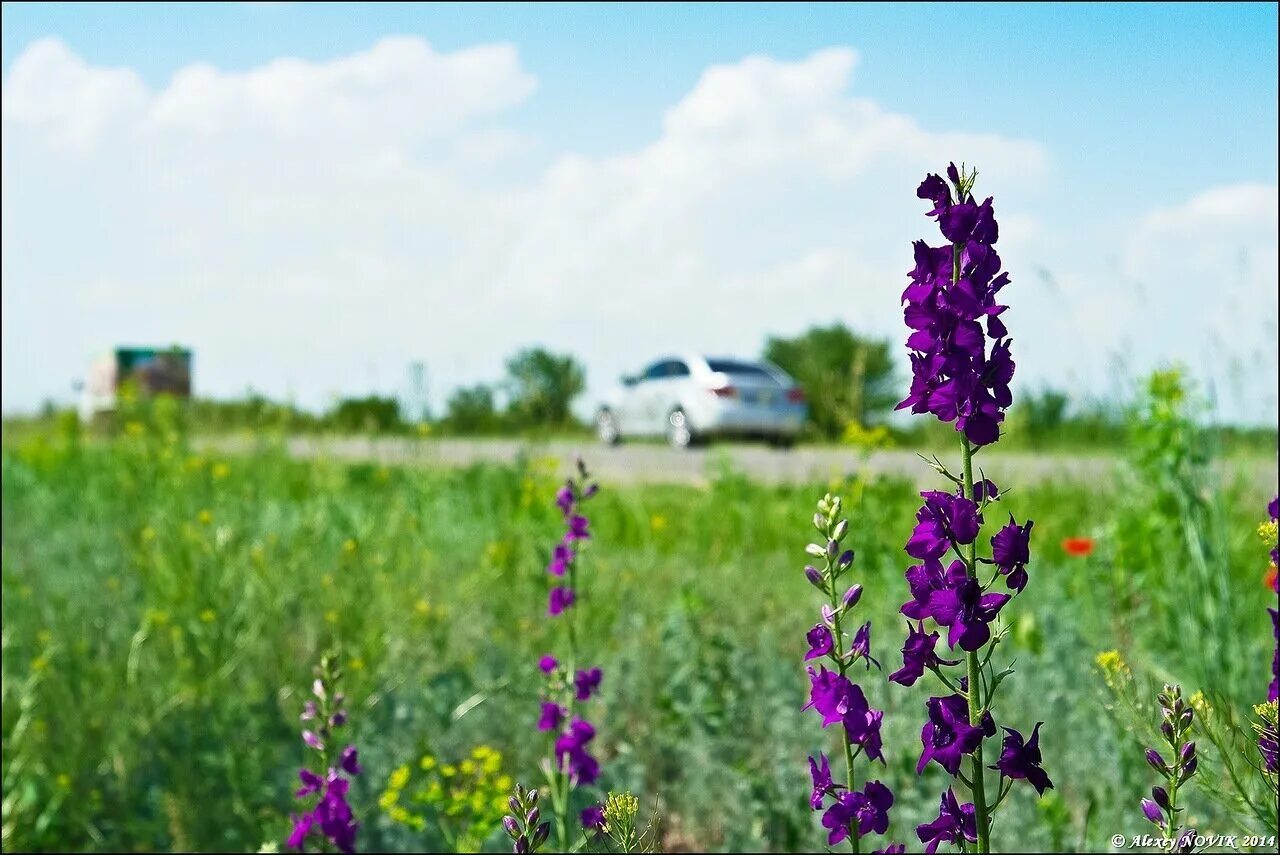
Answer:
[961, 436, 992, 854]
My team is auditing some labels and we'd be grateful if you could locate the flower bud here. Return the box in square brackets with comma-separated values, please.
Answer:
[503, 817, 521, 840]
[804, 566, 824, 588]
[515, 833, 530, 854]
[814, 513, 827, 532]
[509, 796, 522, 815]
[837, 549, 855, 569]
[1145, 748, 1167, 774]
[312, 678, 326, 700]
[805, 543, 826, 558]
[532, 823, 550, 848]
[526, 807, 540, 828]
[1141, 798, 1164, 827]
[832, 519, 848, 542]
[1160, 721, 1173, 740]
[842, 585, 863, 609]
[526, 789, 538, 807]
[825, 539, 839, 560]
[1152, 786, 1170, 810]
[1180, 708, 1193, 728]
[1181, 755, 1198, 779]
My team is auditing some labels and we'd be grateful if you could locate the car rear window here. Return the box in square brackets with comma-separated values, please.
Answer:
[706, 359, 776, 379]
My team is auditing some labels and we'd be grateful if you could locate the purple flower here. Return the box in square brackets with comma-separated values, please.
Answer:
[339, 745, 362, 777]
[290, 770, 359, 854]
[287, 813, 315, 850]
[906, 491, 982, 560]
[296, 768, 323, 798]
[804, 624, 834, 661]
[581, 804, 606, 830]
[555, 485, 575, 516]
[547, 586, 575, 616]
[804, 665, 855, 728]
[538, 701, 565, 732]
[538, 655, 558, 673]
[874, 846, 906, 854]
[821, 786, 892, 846]
[554, 718, 600, 784]
[889, 622, 959, 687]
[991, 516, 1033, 592]
[901, 558, 967, 620]
[1141, 798, 1164, 827]
[566, 514, 590, 541]
[574, 667, 603, 701]
[300, 701, 317, 721]
[302, 730, 324, 751]
[991, 723, 1052, 794]
[917, 693, 991, 775]
[850, 781, 894, 835]
[547, 543, 572, 577]
[973, 478, 1000, 503]
[808, 753, 834, 810]
[849, 622, 881, 671]
[927, 576, 1010, 651]
[820, 792, 858, 846]
[802, 666, 885, 762]
[915, 787, 977, 855]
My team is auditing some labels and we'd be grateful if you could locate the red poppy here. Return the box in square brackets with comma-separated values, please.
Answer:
[1265, 564, 1278, 592]
[1062, 537, 1094, 557]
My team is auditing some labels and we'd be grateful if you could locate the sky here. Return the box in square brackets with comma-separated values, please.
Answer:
[3, 2, 1277, 423]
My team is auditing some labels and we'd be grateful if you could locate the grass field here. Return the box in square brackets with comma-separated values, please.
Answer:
[1, 398, 1276, 852]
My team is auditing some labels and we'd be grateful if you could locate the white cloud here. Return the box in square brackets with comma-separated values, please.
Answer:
[0, 38, 148, 151]
[2, 37, 1274, 424]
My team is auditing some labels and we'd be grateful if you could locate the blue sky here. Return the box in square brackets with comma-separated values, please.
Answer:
[3, 2, 1277, 421]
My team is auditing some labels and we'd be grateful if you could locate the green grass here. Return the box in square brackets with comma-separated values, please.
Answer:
[1, 416, 1275, 852]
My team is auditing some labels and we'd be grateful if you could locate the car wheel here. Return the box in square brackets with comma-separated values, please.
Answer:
[665, 409, 693, 449]
[596, 409, 621, 445]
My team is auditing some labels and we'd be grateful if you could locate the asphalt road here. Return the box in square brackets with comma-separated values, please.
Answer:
[199, 435, 1279, 491]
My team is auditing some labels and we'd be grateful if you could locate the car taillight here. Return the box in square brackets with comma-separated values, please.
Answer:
[786, 387, 805, 403]
[710, 385, 737, 398]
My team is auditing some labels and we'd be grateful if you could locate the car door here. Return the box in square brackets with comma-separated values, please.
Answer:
[619, 360, 664, 435]
[641, 359, 691, 432]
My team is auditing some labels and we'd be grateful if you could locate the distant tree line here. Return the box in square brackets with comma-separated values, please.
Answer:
[17, 325, 1275, 453]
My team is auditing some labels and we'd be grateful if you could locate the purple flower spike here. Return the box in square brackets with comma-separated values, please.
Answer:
[538, 654, 558, 673]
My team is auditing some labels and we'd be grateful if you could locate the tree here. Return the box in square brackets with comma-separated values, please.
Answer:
[444, 384, 500, 433]
[503, 348, 586, 428]
[763, 324, 897, 439]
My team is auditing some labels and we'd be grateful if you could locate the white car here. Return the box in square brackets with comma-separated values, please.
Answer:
[595, 354, 807, 448]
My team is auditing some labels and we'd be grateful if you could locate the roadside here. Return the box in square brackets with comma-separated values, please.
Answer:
[196, 434, 1279, 491]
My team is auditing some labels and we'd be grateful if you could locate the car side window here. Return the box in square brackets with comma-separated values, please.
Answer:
[666, 361, 690, 378]
[642, 362, 667, 381]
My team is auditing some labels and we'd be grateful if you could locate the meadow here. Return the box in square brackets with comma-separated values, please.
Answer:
[1, 372, 1276, 854]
